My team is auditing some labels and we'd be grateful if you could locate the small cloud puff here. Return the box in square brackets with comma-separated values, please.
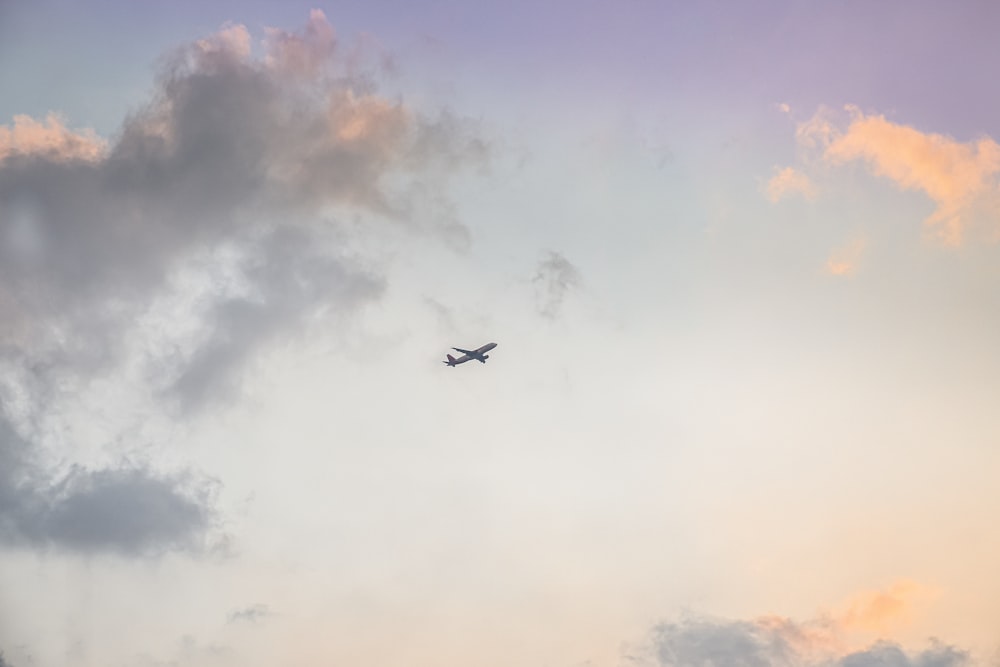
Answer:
[227, 603, 273, 624]
[533, 251, 581, 319]
[826, 235, 866, 276]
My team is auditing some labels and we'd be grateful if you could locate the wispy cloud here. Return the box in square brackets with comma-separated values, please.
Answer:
[837, 580, 937, 636]
[227, 603, 273, 624]
[826, 235, 866, 276]
[766, 166, 817, 203]
[533, 251, 581, 319]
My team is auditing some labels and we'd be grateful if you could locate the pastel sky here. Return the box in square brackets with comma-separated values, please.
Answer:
[2, 2, 1000, 666]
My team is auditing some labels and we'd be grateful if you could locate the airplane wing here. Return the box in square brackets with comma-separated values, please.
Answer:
[453, 348, 475, 355]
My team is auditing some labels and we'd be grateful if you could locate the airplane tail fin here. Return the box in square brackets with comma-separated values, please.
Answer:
[444, 354, 457, 366]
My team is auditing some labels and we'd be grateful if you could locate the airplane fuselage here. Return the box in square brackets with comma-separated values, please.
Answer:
[444, 342, 497, 366]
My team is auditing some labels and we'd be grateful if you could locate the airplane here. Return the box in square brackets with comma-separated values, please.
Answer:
[443, 342, 498, 366]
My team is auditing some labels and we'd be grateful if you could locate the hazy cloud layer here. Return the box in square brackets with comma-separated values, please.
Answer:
[0, 11, 483, 556]
[646, 615, 970, 667]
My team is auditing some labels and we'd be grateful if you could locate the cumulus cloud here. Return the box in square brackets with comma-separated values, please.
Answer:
[0, 12, 484, 556]
[533, 251, 581, 319]
[796, 106, 1000, 245]
[643, 614, 970, 667]
[766, 166, 817, 203]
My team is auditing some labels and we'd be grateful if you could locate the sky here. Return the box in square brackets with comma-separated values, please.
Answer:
[1, 1, 1000, 666]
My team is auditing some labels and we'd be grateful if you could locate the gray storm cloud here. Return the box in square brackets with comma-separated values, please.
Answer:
[0, 11, 484, 555]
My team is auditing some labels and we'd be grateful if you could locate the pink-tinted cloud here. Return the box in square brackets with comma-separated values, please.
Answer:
[0, 113, 106, 162]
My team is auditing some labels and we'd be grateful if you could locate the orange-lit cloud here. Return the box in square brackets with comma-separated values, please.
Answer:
[329, 90, 408, 146]
[801, 106, 1000, 245]
[766, 166, 817, 202]
[0, 113, 106, 162]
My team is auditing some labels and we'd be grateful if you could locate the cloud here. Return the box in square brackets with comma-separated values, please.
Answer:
[838, 580, 936, 636]
[798, 106, 1000, 245]
[766, 166, 817, 203]
[634, 582, 973, 667]
[0, 113, 107, 162]
[643, 614, 970, 667]
[0, 12, 483, 556]
[0, 416, 218, 555]
[264, 8, 336, 77]
[826, 235, 866, 276]
[533, 251, 581, 319]
[227, 603, 273, 624]
[161, 226, 383, 412]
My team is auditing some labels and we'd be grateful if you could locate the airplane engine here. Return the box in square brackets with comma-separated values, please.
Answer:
[482, 354, 490, 360]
